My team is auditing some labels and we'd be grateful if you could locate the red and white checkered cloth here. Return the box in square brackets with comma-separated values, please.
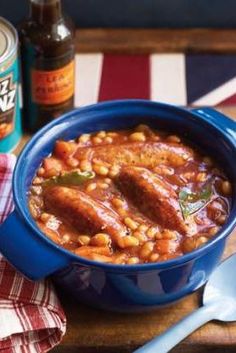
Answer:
[0, 154, 66, 353]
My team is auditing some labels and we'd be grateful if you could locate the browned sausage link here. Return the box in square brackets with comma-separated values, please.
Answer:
[44, 186, 128, 246]
[116, 166, 188, 234]
[75, 142, 193, 168]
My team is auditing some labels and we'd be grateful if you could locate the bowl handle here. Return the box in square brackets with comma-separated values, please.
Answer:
[191, 107, 236, 143]
[0, 211, 71, 280]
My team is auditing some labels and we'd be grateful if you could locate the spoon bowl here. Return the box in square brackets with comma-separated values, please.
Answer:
[135, 254, 236, 353]
[203, 254, 236, 322]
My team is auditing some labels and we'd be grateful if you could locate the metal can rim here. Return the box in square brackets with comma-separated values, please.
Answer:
[0, 16, 18, 68]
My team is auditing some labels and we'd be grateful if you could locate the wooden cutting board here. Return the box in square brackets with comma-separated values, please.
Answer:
[16, 106, 236, 353]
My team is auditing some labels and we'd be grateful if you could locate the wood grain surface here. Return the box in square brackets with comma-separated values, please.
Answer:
[75, 28, 236, 54]
[15, 106, 236, 353]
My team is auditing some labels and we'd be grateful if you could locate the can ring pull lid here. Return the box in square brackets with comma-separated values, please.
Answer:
[0, 17, 17, 66]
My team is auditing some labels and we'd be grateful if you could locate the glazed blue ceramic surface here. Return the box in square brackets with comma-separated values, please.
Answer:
[0, 100, 235, 312]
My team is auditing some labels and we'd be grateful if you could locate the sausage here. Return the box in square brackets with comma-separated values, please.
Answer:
[44, 186, 128, 246]
[75, 142, 193, 168]
[116, 166, 188, 234]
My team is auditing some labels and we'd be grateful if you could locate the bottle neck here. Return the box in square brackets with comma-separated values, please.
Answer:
[30, 0, 62, 24]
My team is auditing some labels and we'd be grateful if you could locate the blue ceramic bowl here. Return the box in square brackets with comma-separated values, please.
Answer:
[0, 100, 235, 312]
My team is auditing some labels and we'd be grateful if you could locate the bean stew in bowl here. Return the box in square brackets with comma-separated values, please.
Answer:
[29, 124, 232, 265]
[1, 100, 235, 311]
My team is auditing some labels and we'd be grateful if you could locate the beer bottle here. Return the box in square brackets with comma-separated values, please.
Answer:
[19, 0, 75, 132]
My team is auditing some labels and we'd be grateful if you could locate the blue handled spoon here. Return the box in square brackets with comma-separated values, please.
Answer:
[134, 254, 236, 353]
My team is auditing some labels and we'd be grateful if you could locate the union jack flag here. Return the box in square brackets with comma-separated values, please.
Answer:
[74, 53, 236, 107]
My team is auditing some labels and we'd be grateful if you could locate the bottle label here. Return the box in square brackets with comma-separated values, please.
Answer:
[31, 60, 74, 105]
[0, 72, 17, 140]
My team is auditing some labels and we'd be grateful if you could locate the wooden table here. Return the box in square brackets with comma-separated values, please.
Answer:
[14, 26, 236, 353]
[15, 106, 236, 353]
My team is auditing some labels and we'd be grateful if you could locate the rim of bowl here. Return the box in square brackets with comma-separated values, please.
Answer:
[14, 99, 236, 273]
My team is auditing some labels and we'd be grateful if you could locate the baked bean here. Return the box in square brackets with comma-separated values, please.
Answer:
[112, 198, 125, 208]
[86, 183, 97, 192]
[40, 212, 51, 223]
[91, 233, 111, 247]
[140, 241, 154, 259]
[216, 214, 227, 225]
[124, 217, 139, 230]
[109, 165, 120, 178]
[107, 132, 118, 137]
[98, 183, 110, 189]
[133, 231, 147, 243]
[31, 186, 42, 196]
[149, 253, 159, 262]
[167, 135, 181, 143]
[62, 234, 71, 243]
[155, 232, 163, 240]
[182, 238, 196, 253]
[127, 257, 139, 264]
[117, 207, 127, 217]
[138, 224, 149, 233]
[104, 178, 112, 184]
[147, 226, 159, 239]
[221, 181, 232, 196]
[122, 236, 139, 248]
[96, 131, 106, 138]
[80, 160, 92, 172]
[129, 132, 146, 142]
[135, 124, 150, 132]
[196, 236, 208, 247]
[182, 153, 190, 161]
[162, 229, 177, 240]
[208, 226, 220, 236]
[78, 235, 91, 246]
[66, 157, 79, 168]
[32, 177, 42, 185]
[93, 165, 109, 176]
[104, 136, 113, 143]
[93, 137, 103, 144]
[183, 172, 195, 181]
[114, 254, 127, 264]
[37, 167, 45, 176]
[79, 133, 90, 144]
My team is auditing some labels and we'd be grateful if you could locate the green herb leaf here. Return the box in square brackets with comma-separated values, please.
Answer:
[43, 170, 95, 187]
[179, 184, 213, 219]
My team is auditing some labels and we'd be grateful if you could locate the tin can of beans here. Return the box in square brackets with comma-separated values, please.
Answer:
[0, 17, 22, 152]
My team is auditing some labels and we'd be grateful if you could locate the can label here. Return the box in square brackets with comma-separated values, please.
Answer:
[0, 17, 21, 152]
[31, 60, 74, 106]
[0, 72, 17, 139]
